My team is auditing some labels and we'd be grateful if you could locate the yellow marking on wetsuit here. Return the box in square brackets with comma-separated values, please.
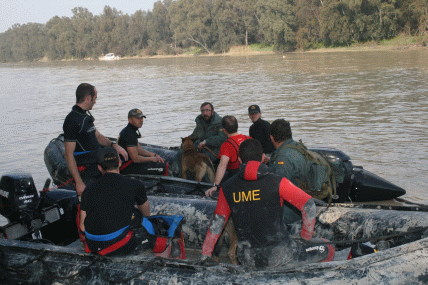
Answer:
[278, 161, 284, 165]
[233, 190, 261, 203]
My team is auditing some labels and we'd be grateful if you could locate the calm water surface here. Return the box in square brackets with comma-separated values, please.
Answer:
[0, 50, 427, 225]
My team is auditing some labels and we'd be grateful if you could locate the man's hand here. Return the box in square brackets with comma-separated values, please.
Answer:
[205, 186, 217, 197]
[263, 155, 270, 164]
[200, 254, 210, 261]
[152, 154, 165, 163]
[198, 140, 206, 149]
[76, 180, 86, 196]
[113, 144, 128, 161]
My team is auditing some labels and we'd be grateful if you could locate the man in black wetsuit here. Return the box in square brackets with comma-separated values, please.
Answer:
[201, 139, 335, 269]
[80, 147, 152, 256]
[248, 104, 275, 155]
[63, 83, 128, 196]
[118, 108, 168, 176]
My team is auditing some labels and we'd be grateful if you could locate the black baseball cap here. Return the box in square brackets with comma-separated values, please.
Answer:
[128, 108, 146, 119]
[248, 105, 261, 114]
[97, 147, 119, 169]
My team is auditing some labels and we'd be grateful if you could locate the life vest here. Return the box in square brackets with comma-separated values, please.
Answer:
[142, 215, 186, 259]
[224, 135, 250, 170]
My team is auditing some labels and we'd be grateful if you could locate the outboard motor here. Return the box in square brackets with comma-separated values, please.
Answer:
[44, 134, 71, 185]
[0, 173, 40, 223]
[0, 173, 61, 240]
[311, 148, 406, 202]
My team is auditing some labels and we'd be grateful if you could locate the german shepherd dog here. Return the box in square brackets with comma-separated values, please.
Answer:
[181, 137, 238, 264]
[181, 137, 215, 182]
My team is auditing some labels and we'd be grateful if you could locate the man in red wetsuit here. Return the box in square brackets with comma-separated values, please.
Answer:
[205, 115, 250, 197]
[201, 139, 335, 269]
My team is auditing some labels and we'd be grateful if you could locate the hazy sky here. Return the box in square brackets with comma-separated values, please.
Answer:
[0, 0, 159, 33]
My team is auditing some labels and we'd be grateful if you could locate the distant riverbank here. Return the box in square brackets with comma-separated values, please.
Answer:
[38, 35, 426, 62]
[117, 35, 428, 60]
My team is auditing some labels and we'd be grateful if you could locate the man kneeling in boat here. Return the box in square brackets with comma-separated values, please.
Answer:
[201, 139, 335, 269]
[118, 108, 168, 176]
[80, 147, 153, 256]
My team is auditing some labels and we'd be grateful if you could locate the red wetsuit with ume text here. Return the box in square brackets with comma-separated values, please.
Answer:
[202, 161, 334, 269]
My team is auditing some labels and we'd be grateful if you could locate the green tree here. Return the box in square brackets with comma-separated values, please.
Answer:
[256, 0, 297, 51]
[71, 7, 95, 59]
[320, 0, 354, 46]
[46, 16, 74, 60]
[212, 0, 244, 52]
[129, 10, 150, 55]
[294, 0, 322, 49]
[170, 0, 216, 53]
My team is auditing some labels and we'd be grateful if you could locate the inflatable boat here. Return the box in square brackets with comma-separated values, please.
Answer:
[0, 172, 427, 284]
[44, 134, 406, 202]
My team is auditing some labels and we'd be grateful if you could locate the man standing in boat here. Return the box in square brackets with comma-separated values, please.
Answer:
[117, 108, 168, 176]
[205, 115, 251, 197]
[63, 83, 128, 196]
[248, 104, 275, 155]
[201, 139, 335, 269]
[177, 102, 226, 176]
[80, 147, 153, 256]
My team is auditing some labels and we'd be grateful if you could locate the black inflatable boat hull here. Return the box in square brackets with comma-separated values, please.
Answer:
[1, 187, 428, 284]
[44, 135, 406, 202]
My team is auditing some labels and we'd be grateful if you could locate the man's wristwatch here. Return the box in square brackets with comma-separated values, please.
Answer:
[110, 141, 116, 147]
[214, 183, 220, 189]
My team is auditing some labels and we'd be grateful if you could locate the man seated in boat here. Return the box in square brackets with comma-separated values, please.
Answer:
[205, 115, 251, 197]
[79, 147, 153, 256]
[177, 102, 227, 177]
[269, 119, 333, 199]
[201, 139, 335, 269]
[63, 83, 128, 196]
[269, 119, 334, 223]
[117, 108, 168, 176]
[248, 104, 275, 155]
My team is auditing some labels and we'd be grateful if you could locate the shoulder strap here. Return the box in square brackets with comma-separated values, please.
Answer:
[224, 135, 250, 163]
[224, 138, 240, 163]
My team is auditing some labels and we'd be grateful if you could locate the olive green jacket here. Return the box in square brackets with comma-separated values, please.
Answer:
[269, 138, 308, 186]
[190, 112, 226, 154]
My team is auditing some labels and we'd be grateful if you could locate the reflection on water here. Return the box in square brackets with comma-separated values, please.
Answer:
[0, 50, 427, 223]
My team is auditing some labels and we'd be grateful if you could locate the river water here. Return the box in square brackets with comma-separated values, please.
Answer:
[1, 49, 427, 225]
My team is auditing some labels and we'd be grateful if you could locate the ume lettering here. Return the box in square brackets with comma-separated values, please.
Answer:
[233, 190, 260, 203]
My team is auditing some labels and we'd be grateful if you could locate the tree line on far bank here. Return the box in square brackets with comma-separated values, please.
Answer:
[0, 0, 427, 63]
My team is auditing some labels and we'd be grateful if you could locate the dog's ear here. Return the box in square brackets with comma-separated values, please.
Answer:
[189, 137, 196, 142]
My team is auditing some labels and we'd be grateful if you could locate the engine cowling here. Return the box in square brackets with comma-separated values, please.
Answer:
[0, 173, 40, 223]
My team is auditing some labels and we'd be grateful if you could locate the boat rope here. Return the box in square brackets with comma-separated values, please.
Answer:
[98, 257, 165, 283]
[0, 250, 47, 272]
[293, 225, 428, 247]
[0, 245, 171, 284]
[42, 254, 102, 280]
[395, 198, 428, 211]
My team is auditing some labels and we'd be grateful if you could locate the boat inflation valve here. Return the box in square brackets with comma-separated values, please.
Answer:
[375, 240, 390, 251]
